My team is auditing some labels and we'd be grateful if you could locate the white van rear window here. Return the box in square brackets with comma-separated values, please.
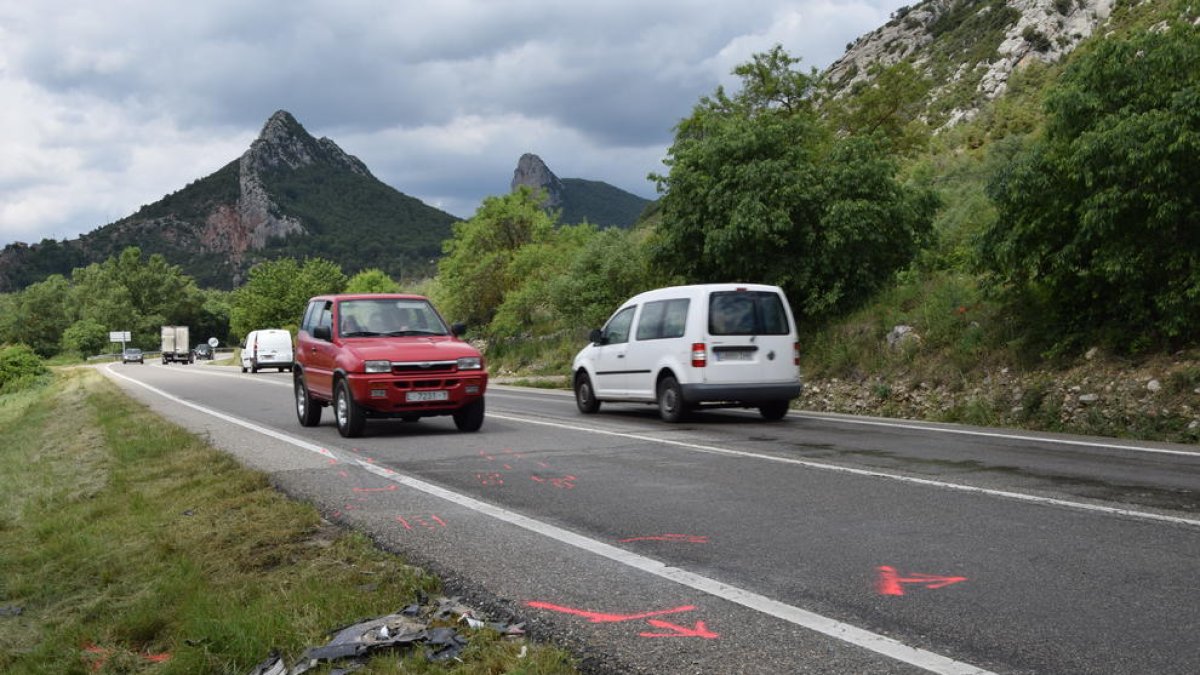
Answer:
[708, 291, 789, 336]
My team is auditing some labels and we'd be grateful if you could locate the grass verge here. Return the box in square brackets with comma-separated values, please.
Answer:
[0, 368, 577, 674]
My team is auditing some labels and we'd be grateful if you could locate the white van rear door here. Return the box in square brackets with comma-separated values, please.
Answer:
[705, 290, 796, 385]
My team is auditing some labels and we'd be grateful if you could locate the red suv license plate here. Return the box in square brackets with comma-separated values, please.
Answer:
[406, 390, 449, 402]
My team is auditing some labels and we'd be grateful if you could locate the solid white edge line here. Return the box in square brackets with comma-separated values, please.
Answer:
[488, 413, 1200, 529]
[100, 364, 994, 674]
[791, 412, 1200, 458]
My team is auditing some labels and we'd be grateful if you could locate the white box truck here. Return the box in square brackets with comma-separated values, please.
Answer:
[160, 325, 193, 364]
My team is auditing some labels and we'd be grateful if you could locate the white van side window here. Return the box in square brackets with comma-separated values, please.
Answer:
[604, 306, 636, 344]
[636, 299, 690, 341]
[709, 291, 789, 336]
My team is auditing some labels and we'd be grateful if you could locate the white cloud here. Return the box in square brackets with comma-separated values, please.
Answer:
[0, 0, 909, 244]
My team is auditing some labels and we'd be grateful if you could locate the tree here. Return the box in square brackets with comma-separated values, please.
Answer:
[652, 45, 938, 324]
[230, 258, 346, 338]
[547, 227, 662, 330]
[824, 61, 933, 155]
[435, 187, 556, 330]
[61, 319, 109, 356]
[981, 23, 1200, 351]
[12, 275, 71, 357]
[345, 268, 401, 294]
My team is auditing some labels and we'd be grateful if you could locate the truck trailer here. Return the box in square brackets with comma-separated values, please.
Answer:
[160, 325, 193, 364]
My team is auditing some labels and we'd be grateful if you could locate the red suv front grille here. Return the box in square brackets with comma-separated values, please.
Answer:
[392, 362, 456, 375]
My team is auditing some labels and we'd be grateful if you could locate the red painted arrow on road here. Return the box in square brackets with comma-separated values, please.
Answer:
[639, 619, 719, 639]
[876, 565, 968, 596]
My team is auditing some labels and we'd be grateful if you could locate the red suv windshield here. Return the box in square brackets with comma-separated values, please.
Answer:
[338, 298, 450, 338]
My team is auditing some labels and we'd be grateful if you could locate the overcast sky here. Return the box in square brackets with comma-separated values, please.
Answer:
[0, 0, 907, 245]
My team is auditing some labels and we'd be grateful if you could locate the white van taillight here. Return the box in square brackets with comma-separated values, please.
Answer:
[691, 343, 707, 367]
[794, 341, 800, 366]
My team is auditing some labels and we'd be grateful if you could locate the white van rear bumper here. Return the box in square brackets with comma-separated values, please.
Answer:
[680, 382, 802, 404]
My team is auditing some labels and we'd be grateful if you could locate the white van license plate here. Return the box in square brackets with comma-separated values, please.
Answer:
[716, 350, 754, 361]
[406, 390, 449, 402]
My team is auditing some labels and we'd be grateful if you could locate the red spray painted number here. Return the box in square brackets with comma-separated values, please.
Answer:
[876, 565, 968, 596]
[525, 601, 718, 639]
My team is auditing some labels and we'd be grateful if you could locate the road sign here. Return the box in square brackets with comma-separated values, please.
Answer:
[109, 331, 131, 342]
[208, 337, 219, 348]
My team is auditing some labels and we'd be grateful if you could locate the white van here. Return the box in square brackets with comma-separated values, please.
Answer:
[241, 329, 295, 373]
[571, 283, 802, 421]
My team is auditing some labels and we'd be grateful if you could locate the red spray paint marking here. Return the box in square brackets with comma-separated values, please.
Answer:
[477, 472, 504, 486]
[83, 644, 171, 671]
[640, 619, 718, 639]
[525, 601, 695, 623]
[531, 475, 576, 489]
[620, 534, 709, 544]
[876, 566, 968, 596]
[337, 470, 349, 478]
[479, 450, 495, 461]
[352, 485, 398, 493]
[396, 514, 447, 530]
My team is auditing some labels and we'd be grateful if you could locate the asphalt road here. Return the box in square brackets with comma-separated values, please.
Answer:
[101, 361, 1200, 674]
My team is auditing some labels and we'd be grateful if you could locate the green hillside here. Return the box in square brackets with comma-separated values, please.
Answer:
[260, 165, 455, 282]
[559, 178, 651, 228]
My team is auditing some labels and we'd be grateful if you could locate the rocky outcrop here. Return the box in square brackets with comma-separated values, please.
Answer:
[511, 153, 564, 209]
[826, 0, 1115, 126]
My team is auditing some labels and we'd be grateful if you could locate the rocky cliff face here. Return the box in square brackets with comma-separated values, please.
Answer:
[826, 0, 1114, 126]
[510, 153, 565, 209]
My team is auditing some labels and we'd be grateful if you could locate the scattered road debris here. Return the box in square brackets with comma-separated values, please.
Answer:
[247, 596, 525, 674]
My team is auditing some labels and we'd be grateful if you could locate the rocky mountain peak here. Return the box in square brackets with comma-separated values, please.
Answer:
[510, 153, 564, 208]
[245, 109, 370, 177]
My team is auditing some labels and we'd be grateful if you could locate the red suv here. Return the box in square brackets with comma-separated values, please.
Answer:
[293, 293, 488, 437]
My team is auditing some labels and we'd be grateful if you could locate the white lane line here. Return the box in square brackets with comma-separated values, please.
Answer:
[489, 387, 1200, 458]
[102, 364, 992, 675]
[792, 412, 1200, 458]
[489, 413, 1200, 529]
[120, 366, 1200, 528]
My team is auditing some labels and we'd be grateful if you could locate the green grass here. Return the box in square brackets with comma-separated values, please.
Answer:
[0, 368, 577, 674]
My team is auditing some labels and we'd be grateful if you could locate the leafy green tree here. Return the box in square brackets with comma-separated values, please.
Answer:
[61, 319, 110, 356]
[981, 23, 1200, 351]
[345, 268, 401, 294]
[435, 187, 556, 330]
[547, 227, 662, 329]
[12, 275, 71, 357]
[652, 45, 938, 324]
[489, 223, 598, 336]
[230, 258, 346, 338]
[0, 294, 17, 346]
[0, 343, 48, 395]
[66, 247, 208, 350]
[824, 61, 933, 155]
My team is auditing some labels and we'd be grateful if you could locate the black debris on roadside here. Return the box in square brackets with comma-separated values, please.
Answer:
[247, 596, 525, 674]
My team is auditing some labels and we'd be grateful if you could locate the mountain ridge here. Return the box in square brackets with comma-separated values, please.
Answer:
[509, 153, 650, 228]
[0, 111, 458, 290]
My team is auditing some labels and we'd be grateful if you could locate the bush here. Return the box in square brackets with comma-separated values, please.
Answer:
[0, 344, 49, 395]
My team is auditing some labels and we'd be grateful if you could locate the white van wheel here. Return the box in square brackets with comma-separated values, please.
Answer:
[759, 400, 790, 420]
[575, 372, 601, 414]
[657, 376, 688, 423]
